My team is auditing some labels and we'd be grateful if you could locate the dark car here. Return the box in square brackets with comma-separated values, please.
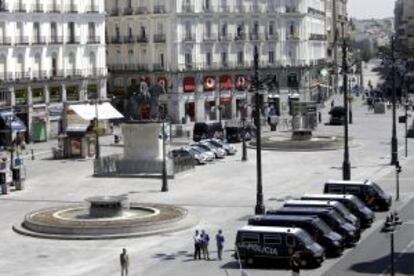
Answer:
[193, 122, 224, 142]
[329, 106, 346, 125]
[225, 125, 255, 143]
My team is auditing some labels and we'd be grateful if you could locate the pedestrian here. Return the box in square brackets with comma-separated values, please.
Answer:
[330, 99, 335, 108]
[193, 230, 201, 260]
[120, 248, 129, 276]
[290, 251, 301, 276]
[215, 229, 225, 260]
[200, 229, 210, 260]
[318, 111, 322, 124]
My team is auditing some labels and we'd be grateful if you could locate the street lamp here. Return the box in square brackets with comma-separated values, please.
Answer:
[390, 36, 399, 166]
[341, 22, 351, 180]
[160, 107, 168, 192]
[241, 117, 247, 162]
[90, 99, 101, 159]
[381, 211, 403, 276]
[404, 102, 409, 158]
[252, 45, 265, 215]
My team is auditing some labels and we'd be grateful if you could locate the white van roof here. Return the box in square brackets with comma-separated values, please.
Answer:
[285, 199, 340, 206]
[238, 225, 302, 235]
[325, 179, 370, 185]
[303, 194, 355, 200]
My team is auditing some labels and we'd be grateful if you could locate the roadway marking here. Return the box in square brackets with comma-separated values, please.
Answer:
[379, 240, 414, 276]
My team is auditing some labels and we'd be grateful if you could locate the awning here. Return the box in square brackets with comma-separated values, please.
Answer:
[68, 102, 124, 120]
[0, 112, 27, 132]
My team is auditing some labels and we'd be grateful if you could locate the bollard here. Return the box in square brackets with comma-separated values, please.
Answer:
[13, 167, 23, 191]
[31, 149, 35, 160]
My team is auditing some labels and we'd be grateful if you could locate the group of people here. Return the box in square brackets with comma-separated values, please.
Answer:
[193, 229, 225, 261]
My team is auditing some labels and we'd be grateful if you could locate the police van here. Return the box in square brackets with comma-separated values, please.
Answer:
[248, 215, 344, 257]
[301, 194, 375, 228]
[283, 200, 360, 231]
[268, 207, 359, 246]
[324, 180, 392, 211]
[235, 225, 325, 267]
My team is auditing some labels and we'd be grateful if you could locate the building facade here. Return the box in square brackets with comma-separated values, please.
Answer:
[395, 0, 414, 54]
[106, 0, 327, 123]
[0, 0, 107, 141]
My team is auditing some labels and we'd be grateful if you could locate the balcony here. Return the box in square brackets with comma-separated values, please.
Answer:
[0, 3, 9, 12]
[266, 33, 278, 41]
[135, 6, 148, 14]
[15, 4, 26, 12]
[234, 33, 246, 41]
[66, 4, 78, 13]
[50, 36, 64, 44]
[203, 5, 215, 12]
[153, 63, 164, 71]
[47, 4, 61, 13]
[137, 35, 148, 43]
[32, 36, 47, 45]
[0, 37, 12, 45]
[153, 5, 166, 14]
[124, 7, 133, 15]
[124, 35, 135, 44]
[15, 71, 30, 80]
[86, 5, 99, 13]
[182, 34, 196, 42]
[219, 5, 230, 12]
[308, 7, 325, 17]
[32, 70, 48, 80]
[235, 5, 245, 13]
[249, 33, 262, 41]
[218, 34, 232, 42]
[87, 36, 101, 44]
[32, 95, 45, 104]
[66, 36, 80, 44]
[153, 34, 166, 43]
[51, 69, 65, 79]
[286, 33, 300, 41]
[15, 97, 27, 105]
[85, 68, 107, 77]
[182, 4, 194, 13]
[15, 36, 29, 45]
[250, 5, 261, 13]
[32, 4, 44, 13]
[110, 8, 120, 16]
[0, 72, 13, 81]
[108, 64, 149, 72]
[203, 33, 218, 42]
[111, 36, 122, 44]
[309, 34, 327, 41]
[65, 69, 83, 78]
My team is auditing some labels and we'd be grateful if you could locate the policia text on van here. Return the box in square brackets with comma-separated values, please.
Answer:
[324, 180, 392, 211]
[248, 215, 344, 257]
[268, 207, 359, 246]
[235, 226, 325, 267]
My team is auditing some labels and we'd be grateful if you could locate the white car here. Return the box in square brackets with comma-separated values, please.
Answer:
[208, 139, 237, 155]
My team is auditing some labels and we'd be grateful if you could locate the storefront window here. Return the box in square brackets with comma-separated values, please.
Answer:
[66, 86, 78, 101]
[15, 89, 28, 105]
[87, 84, 98, 99]
[50, 87, 62, 103]
[32, 88, 45, 104]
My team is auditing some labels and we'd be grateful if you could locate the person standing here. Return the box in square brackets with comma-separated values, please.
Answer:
[200, 230, 210, 260]
[193, 230, 201, 260]
[215, 229, 225, 260]
[120, 248, 129, 276]
[290, 251, 302, 276]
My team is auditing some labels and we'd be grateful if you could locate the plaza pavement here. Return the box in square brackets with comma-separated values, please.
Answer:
[0, 90, 413, 275]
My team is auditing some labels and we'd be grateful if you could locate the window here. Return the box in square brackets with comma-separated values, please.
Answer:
[241, 234, 259, 243]
[221, 23, 227, 36]
[88, 22, 96, 41]
[269, 21, 274, 35]
[329, 186, 344, 194]
[68, 22, 75, 42]
[264, 235, 282, 245]
[51, 22, 57, 42]
[286, 235, 296, 247]
[345, 186, 361, 194]
[185, 52, 192, 66]
[160, 53, 164, 67]
[221, 52, 227, 66]
[269, 51, 274, 64]
[206, 52, 211, 66]
[237, 51, 244, 65]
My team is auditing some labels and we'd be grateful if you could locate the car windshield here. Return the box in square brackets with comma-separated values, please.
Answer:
[188, 148, 199, 155]
[205, 142, 218, 149]
[297, 230, 315, 246]
[333, 202, 351, 217]
[315, 220, 331, 234]
[350, 196, 365, 209]
[194, 146, 207, 153]
[198, 145, 211, 151]
[371, 183, 386, 196]
[330, 210, 346, 224]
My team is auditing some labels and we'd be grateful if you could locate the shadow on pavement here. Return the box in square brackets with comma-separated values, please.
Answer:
[349, 253, 414, 275]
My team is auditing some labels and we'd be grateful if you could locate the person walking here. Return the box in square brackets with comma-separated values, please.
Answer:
[215, 229, 225, 260]
[120, 248, 129, 276]
[330, 99, 335, 109]
[200, 230, 210, 260]
[193, 230, 201, 260]
[290, 251, 302, 276]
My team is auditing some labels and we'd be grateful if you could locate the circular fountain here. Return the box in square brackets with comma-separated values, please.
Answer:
[13, 196, 197, 240]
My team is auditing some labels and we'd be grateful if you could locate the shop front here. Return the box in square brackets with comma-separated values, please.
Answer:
[219, 75, 233, 120]
[0, 111, 27, 147]
[31, 109, 48, 142]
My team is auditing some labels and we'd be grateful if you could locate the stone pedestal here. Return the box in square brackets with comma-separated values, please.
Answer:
[122, 123, 163, 161]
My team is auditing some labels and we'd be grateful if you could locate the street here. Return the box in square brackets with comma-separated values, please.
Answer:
[0, 61, 413, 276]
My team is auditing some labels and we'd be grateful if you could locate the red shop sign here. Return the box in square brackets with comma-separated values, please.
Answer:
[220, 75, 232, 90]
[203, 76, 216, 91]
[183, 76, 196, 92]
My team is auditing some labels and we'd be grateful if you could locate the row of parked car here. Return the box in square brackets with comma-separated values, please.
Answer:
[169, 139, 237, 165]
[235, 179, 392, 268]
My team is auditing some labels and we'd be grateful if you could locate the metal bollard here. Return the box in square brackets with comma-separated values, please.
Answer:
[31, 149, 35, 160]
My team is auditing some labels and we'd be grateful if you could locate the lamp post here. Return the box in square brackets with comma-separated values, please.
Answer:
[92, 99, 100, 160]
[381, 211, 403, 276]
[241, 118, 247, 162]
[395, 161, 401, 201]
[161, 108, 168, 192]
[253, 45, 265, 215]
[341, 22, 351, 180]
[404, 102, 408, 158]
[390, 36, 398, 165]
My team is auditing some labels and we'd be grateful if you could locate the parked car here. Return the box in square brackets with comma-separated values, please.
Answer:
[225, 124, 255, 143]
[173, 147, 206, 165]
[193, 122, 224, 142]
[207, 139, 237, 155]
[235, 225, 325, 267]
[195, 143, 226, 159]
[190, 145, 215, 161]
[324, 179, 392, 211]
